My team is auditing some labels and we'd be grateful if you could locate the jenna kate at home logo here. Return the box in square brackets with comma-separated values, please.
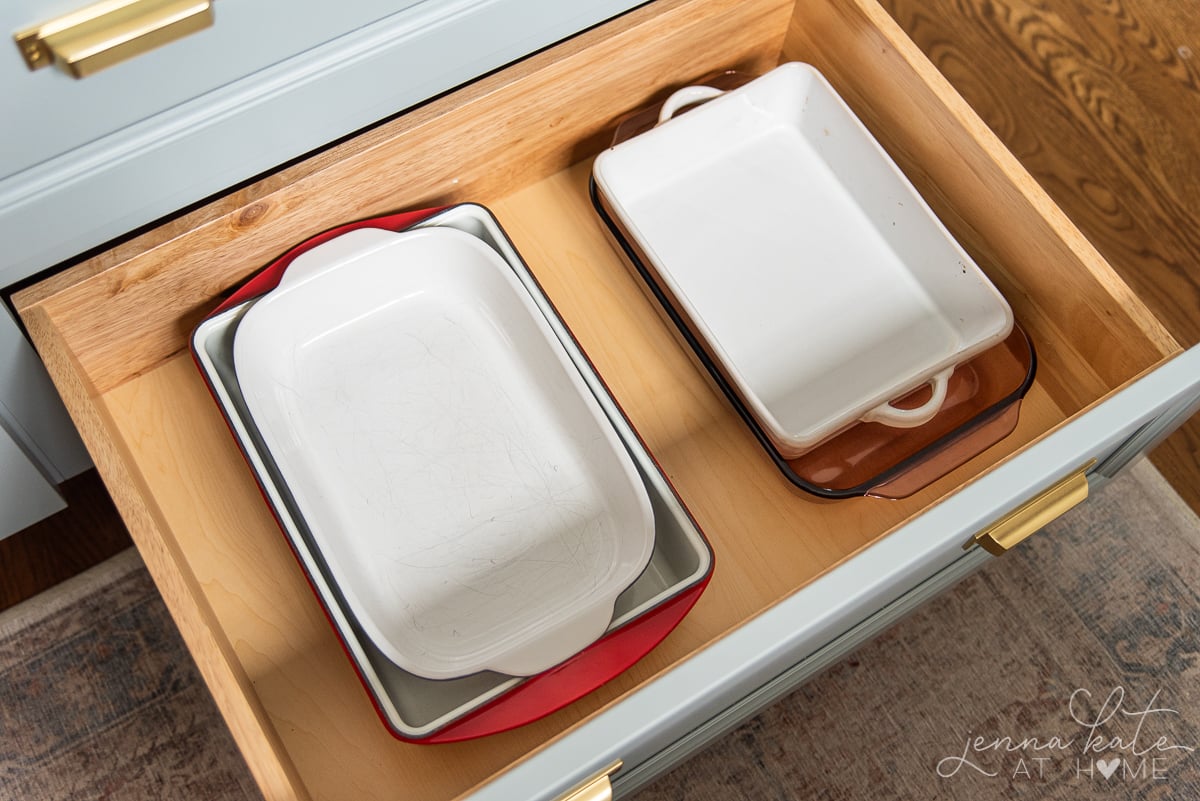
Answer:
[936, 687, 1196, 783]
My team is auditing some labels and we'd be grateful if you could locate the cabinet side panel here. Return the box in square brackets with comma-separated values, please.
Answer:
[0, 419, 66, 539]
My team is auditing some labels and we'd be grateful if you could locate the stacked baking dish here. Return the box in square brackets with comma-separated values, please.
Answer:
[592, 63, 1036, 498]
[191, 203, 713, 742]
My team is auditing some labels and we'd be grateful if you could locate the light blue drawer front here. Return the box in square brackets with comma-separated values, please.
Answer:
[461, 343, 1200, 801]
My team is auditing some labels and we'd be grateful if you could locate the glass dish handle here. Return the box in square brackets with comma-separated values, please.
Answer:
[861, 367, 954, 428]
[657, 85, 726, 125]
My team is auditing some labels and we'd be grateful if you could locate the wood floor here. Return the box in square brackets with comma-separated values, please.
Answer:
[879, 0, 1200, 513]
[2, 0, 1198, 613]
[0, 470, 132, 612]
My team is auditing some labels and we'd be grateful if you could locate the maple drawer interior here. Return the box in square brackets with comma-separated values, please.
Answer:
[14, 0, 1180, 799]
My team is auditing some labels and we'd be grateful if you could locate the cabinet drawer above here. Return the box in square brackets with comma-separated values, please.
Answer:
[4, 0, 419, 175]
[0, 0, 648, 286]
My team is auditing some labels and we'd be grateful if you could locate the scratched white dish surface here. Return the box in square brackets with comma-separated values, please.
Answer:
[592, 62, 1013, 457]
[233, 227, 655, 680]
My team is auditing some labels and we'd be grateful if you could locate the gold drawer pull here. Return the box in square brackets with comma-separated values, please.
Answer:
[968, 460, 1095, 556]
[15, 0, 213, 78]
[556, 760, 622, 801]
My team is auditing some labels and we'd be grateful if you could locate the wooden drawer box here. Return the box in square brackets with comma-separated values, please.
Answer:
[15, 0, 1200, 799]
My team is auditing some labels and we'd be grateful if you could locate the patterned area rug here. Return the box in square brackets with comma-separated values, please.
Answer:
[1, 459, 1197, 800]
[0, 551, 263, 801]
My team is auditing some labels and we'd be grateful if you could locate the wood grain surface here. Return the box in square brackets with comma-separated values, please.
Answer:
[880, 0, 1200, 512]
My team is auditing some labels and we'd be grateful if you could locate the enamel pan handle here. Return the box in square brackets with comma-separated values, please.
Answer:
[657, 85, 726, 125]
[861, 367, 954, 428]
[271, 228, 402, 290]
[210, 209, 442, 317]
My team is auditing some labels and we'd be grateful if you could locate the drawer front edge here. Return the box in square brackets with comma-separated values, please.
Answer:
[467, 345, 1200, 801]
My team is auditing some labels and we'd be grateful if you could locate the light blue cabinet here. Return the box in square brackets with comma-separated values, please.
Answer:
[0, 421, 67, 536]
[0, 304, 89, 539]
[2, 0, 426, 180]
[1, 0, 652, 286]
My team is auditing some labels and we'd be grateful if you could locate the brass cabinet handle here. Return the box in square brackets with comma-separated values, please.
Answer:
[967, 459, 1096, 556]
[555, 760, 622, 801]
[14, 0, 213, 78]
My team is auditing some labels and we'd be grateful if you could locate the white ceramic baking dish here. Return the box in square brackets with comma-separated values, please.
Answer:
[231, 222, 656, 680]
[191, 204, 714, 740]
[592, 62, 1014, 457]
